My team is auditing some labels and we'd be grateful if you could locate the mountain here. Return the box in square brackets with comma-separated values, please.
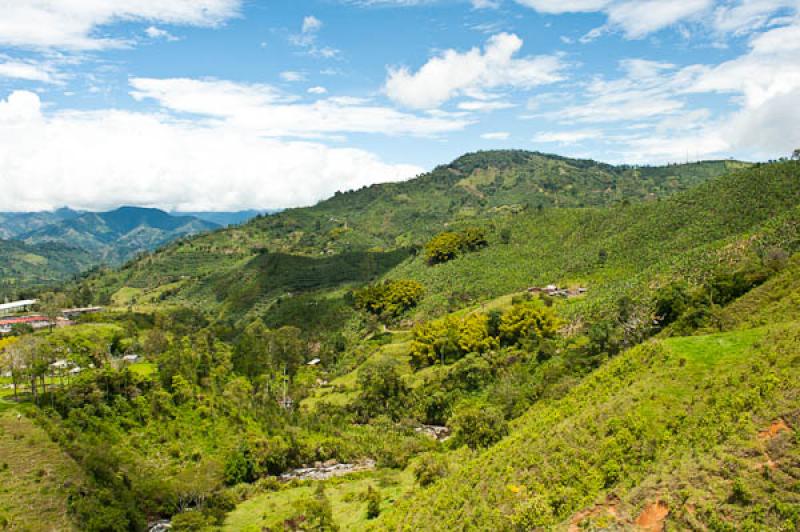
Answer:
[19, 206, 220, 265]
[172, 209, 277, 227]
[0, 207, 82, 240]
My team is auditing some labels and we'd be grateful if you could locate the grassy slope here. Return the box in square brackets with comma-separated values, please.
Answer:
[0, 409, 85, 531]
[224, 469, 414, 531]
[375, 324, 800, 530]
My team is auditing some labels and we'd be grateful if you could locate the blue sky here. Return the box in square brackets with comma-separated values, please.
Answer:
[0, 0, 798, 211]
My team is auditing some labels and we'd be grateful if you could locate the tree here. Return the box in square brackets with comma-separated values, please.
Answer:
[425, 232, 463, 265]
[355, 357, 408, 420]
[39, 292, 67, 331]
[792, 148, 800, 161]
[498, 301, 560, 347]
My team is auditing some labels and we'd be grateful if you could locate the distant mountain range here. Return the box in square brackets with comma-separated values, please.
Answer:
[0, 206, 269, 298]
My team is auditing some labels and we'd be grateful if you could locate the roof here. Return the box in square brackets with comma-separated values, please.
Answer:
[0, 300, 37, 312]
[0, 315, 50, 326]
[62, 306, 104, 314]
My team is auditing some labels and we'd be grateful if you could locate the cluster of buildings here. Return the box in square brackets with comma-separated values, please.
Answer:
[528, 284, 588, 298]
[0, 299, 104, 336]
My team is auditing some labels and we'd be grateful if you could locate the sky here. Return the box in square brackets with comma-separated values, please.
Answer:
[0, 0, 799, 212]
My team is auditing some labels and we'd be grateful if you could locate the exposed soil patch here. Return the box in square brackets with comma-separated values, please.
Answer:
[568, 495, 619, 531]
[758, 419, 792, 440]
[635, 501, 669, 532]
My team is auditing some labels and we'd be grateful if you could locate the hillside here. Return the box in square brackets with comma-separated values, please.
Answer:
[76, 152, 746, 317]
[376, 324, 800, 530]
[0, 239, 94, 299]
[19, 206, 219, 265]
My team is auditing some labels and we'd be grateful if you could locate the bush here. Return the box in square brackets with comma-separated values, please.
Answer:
[425, 227, 488, 265]
[354, 279, 425, 320]
[413, 453, 450, 486]
[449, 400, 508, 449]
[366, 485, 381, 519]
[171, 510, 211, 531]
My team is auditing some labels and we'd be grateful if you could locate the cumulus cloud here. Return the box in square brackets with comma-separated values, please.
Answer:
[129, 77, 470, 137]
[0, 0, 241, 50]
[385, 33, 565, 109]
[0, 90, 423, 212]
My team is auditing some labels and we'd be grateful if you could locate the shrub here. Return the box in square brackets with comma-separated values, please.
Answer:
[366, 485, 381, 519]
[171, 510, 211, 531]
[449, 400, 508, 449]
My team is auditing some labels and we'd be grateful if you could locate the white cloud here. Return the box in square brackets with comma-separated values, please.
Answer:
[514, 0, 611, 13]
[533, 129, 601, 144]
[308, 86, 328, 94]
[605, 0, 713, 38]
[515, 0, 712, 38]
[145, 26, 179, 41]
[0, 58, 61, 84]
[302, 16, 323, 34]
[280, 71, 307, 82]
[385, 33, 565, 109]
[290, 15, 341, 58]
[129, 77, 471, 137]
[457, 100, 515, 111]
[472, 0, 501, 8]
[0, 0, 241, 50]
[480, 131, 510, 140]
[0, 90, 423, 211]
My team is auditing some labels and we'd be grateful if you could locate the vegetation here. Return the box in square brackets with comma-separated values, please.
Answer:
[0, 152, 798, 531]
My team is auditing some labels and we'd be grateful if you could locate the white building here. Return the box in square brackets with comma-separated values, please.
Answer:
[0, 300, 38, 317]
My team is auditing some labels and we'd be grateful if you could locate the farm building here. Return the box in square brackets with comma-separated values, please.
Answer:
[0, 299, 38, 317]
[0, 315, 53, 334]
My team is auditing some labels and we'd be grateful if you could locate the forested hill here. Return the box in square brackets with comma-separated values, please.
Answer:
[19, 206, 219, 265]
[75, 151, 745, 312]
[0, 239, 94, 297]
[236, 151, 745, 255]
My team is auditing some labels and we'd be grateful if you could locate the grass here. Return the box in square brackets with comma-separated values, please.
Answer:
[224, 468, 414, 531]
[0, 410, 85, 531]
[128, 362, 157, 377]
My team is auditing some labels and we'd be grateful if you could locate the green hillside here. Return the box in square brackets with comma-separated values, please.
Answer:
[76, 153, 745, 317]
[0, 239, 94, 299]
[377, 324, 800, 530]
